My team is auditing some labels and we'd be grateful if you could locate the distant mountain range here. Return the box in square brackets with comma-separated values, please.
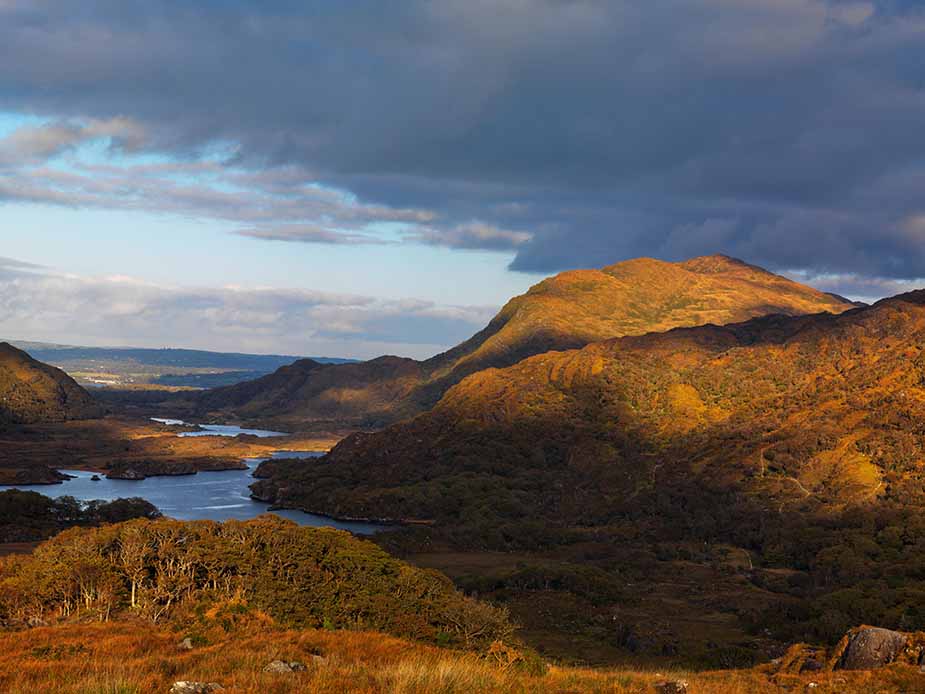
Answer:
[4, 342, 355, 389]
[199, 254, 854, 429]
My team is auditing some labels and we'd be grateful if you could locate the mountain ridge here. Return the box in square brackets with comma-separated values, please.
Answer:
[256, 290, 925, 518]
[199, 254, 854, 429]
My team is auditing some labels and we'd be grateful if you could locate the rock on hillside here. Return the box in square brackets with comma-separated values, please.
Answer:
[0, 342, 102, 427]
[198, 255, 854, 429]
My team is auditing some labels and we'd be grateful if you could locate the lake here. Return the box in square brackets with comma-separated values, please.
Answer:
[151, 418, 288, 438]
[6, 421, 386, 535]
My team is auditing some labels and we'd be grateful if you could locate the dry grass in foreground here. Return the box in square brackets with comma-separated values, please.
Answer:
[0, 620, 922, 694]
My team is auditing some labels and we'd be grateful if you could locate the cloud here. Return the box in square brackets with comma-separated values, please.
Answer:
[0, 259, 496, 359]
[0, 255, 43, 270]
[0, 1, 924, 290]
[233, 225, 389, 245]
[409, 223, 532, 251]
[0, 117, 147, 165]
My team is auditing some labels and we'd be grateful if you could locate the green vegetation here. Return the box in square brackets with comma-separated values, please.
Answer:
[0, 490, 161, 542]
[0, 516, 514, 649]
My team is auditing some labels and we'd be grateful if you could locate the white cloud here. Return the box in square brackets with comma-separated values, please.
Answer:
[0, 260, 497, 359]
[409, 222, 532, 250]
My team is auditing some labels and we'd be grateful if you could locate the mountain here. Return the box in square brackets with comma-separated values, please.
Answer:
[251, 291, 921, 524]
[0, 342, 103, 427]
[2, 341, 355, 389]
[252, 292, 925, 643]
[200, 255, 854, 429]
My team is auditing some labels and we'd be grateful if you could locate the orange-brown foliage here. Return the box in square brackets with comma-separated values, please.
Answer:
[1, 620, 921, 693]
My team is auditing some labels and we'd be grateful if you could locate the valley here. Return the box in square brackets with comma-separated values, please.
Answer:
[3, 6, 919, 689]
[1, 255, 922, 690]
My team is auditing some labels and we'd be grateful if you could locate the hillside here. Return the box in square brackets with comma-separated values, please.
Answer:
[1, 520, 922, 693]
[199, 255, 853, 429]
[0, 621, 922, 694]
[0, 342, 102, 427]
[253, 292, 925, 647]
[0, 516, 512, 649]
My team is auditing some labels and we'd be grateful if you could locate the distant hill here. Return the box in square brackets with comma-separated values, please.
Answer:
[200, 254, 854, 429]
[4, 342, 355, 390]
[0, 342, 103, 426]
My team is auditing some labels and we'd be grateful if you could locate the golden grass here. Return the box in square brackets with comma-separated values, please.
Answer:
[0, 621, 921, 694]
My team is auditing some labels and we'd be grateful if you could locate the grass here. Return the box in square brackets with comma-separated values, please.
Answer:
[0, 620, 922, 693]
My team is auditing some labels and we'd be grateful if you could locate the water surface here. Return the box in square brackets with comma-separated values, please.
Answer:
[8, 427, 385, 534]
[151, 418, 288, 438]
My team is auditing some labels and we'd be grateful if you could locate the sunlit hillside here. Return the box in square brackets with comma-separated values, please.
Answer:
[197, 255, 853, 430]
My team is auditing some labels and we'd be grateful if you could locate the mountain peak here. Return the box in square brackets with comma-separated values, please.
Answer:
[199, 254, 856, 429]
[678, 254, 762, 274]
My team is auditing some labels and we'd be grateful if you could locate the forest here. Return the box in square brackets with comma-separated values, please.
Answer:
[0, 490, 160, 542]
[0, 515, 514, 651]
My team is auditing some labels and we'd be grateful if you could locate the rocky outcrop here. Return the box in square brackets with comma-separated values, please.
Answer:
[777, 625, 925, 675]
[263, 660, 308, 673]
[169, 683, 224, 694]
[832, 626, 915, 671]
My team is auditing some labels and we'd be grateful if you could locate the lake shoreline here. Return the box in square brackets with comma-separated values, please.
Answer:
[2, 418, 387, 535]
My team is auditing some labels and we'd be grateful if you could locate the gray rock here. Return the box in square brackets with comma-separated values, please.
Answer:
[654, 681, 689, 694]
[837, 626, 908, 670]
[263, 660, 308, 673]
[169, 683, 224, 694]
[177, 637, 194, 651]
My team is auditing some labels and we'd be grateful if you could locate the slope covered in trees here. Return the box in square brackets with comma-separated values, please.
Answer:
[0, 342, 102, 427]
[0, 516, 512, 649]
[253, 292, 925, 643]
[197, 255, 853, 429]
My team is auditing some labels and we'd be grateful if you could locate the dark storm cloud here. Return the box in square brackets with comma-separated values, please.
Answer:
[1, 1, 924, 291]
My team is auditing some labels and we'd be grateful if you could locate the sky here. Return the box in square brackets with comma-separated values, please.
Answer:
[1, 1, 924, 359]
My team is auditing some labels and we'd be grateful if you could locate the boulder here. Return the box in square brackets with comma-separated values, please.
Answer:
[264, 659, 308, 673]
[835, 626, 907, 670]
[177, 637, 194, 651]
[654, 680, 689, 694]
[169, 683, 224, 694]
